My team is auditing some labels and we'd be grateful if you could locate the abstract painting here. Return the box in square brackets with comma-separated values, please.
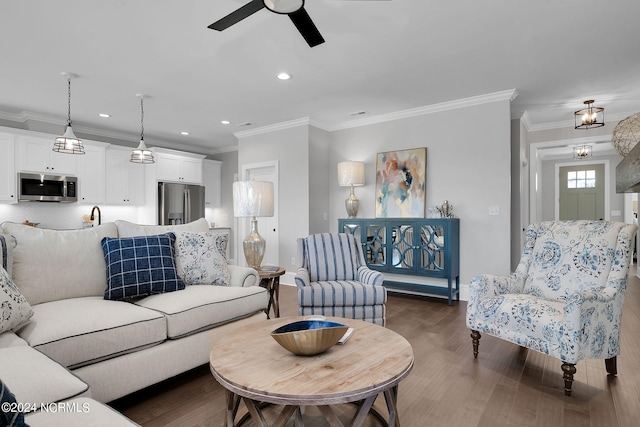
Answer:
[375, 148, 427, 218]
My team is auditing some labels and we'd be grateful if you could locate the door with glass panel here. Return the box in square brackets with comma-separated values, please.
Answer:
[559, 164, 605, 220]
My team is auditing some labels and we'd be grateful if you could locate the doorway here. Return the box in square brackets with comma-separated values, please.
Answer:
[238, 161, 279, 267]
[555, 160, 610, 221]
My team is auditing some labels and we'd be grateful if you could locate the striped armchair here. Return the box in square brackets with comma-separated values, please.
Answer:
[295, 233, 387, 326]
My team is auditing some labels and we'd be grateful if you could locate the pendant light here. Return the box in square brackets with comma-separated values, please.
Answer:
[53, 72, 85, 154]
[130, 94, 155, 164]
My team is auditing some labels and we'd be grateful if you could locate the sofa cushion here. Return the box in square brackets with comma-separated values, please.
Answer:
[0, 331, 28, 349]
[0, 267, 33, 334]
[298, 281, 388, 307]
[523, 221, 624, 301]
[115, 217, 209, 238]
[0, 233, 16, 278]
[0, 222, 119, 305]
[133, 285, 268, 339]
[102, 233, 185, 300]
[0, 346, 90, 412]
[16, 297, 167, 369]
[305, 233, 360, 282]
[174, 231, 230, 286]
[25, 397, 140, 427]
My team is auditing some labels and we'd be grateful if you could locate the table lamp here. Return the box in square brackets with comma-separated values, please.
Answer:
[233, 181, 274, 269]
[338, 161, 365, 218]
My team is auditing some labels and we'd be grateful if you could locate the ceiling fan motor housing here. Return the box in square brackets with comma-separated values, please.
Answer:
[263, 0, 304, 14]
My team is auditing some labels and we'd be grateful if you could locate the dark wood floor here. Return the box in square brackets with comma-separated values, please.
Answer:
[111, 269, 640, 426]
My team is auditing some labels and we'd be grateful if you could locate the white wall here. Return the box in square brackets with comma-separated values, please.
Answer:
[209, 150, 238, 258]
[309, 126, 331, 234]
[237, 124, 310, 271]
[329, 100, 513, 285]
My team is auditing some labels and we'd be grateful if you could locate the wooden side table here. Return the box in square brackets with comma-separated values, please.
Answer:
[257, 266, 285, 318]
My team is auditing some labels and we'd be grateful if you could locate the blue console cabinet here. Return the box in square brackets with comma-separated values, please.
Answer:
[338, 218, 460, 305]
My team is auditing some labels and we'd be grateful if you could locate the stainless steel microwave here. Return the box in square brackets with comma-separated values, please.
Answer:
[18, 172, 77, 202]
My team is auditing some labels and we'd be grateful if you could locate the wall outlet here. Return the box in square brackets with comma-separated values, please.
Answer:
[489, 206, 500, 216]
[323, 212, 328, 221]
[291, 257, 296, 266]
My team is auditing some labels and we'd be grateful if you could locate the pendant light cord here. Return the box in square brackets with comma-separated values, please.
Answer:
[140, 97, 144, 141]
[67, 77, 72, 127]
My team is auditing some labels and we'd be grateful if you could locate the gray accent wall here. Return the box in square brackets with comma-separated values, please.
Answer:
[236, 98, 513, 289]
[329, 100, 513, 285]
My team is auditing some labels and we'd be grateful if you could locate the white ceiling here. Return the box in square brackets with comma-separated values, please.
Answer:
[1, 0, 640, 155]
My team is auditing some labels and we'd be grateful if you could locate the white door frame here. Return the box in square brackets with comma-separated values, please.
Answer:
[529, 134, 612, 223]
[236, 160, 279, 266]
[554, 159, 610, 220]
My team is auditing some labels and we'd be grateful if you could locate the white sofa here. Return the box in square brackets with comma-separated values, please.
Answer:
[0, 218, 268, 425]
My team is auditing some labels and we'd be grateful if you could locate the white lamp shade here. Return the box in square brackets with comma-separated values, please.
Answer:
[337, 161, 365, 187]
[233, 181, 274, 217]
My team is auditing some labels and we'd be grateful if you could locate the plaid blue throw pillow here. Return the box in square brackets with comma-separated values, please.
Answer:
[101, 233, 185, 301]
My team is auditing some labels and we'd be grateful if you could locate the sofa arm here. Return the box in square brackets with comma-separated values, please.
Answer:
[357, 266, 384, 286]
[294, 268, 310, 287]
[228, 265, 260, 287]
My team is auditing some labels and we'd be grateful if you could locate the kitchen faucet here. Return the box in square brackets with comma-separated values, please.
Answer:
[90, 206, 101, 226]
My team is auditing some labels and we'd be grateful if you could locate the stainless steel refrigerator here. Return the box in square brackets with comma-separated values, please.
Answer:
[158, 182, 205, 226]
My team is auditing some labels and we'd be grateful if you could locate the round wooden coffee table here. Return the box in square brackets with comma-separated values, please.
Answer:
[210, 316, 414, 427]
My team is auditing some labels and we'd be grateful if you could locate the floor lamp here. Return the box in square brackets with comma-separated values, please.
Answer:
[233, 181, 274, 269]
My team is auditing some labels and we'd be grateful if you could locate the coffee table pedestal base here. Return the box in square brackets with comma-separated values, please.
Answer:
[225, 387, 402, 427]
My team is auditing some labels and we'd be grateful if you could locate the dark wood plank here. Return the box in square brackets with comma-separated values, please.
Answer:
[111, 267, 640, 426]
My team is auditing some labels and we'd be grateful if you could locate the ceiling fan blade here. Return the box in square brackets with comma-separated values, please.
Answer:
[208, 0, 265, 31]
[288, 7, 325, 47]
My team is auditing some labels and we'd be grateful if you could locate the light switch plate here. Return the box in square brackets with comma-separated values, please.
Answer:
[489, 206, 500, 216]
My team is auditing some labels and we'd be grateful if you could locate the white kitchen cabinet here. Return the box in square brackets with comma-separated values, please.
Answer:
[155, 149, 204, 184]
[76, 143, 106, 204]
[203, 159, 221, 207]
[0, 133, 17, 203]
[105, 146, 145, 205]
[17, 135, 77, 175]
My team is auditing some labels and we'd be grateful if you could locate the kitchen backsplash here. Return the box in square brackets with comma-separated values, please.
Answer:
[0, 203, 141, 230]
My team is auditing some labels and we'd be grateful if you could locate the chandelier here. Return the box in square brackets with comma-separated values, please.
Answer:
[574, 100, 604, 130]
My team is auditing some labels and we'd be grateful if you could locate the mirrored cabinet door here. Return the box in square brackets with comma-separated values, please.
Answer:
[419, 225, 445, 272]
[391, 225, 414, 270]
[364, 224, 386, 266]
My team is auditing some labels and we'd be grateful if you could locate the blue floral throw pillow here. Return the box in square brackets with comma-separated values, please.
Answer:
[101, 233, 185, 301]
[174, 231, 231, 286]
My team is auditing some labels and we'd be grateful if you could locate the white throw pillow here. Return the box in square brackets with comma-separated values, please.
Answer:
[174, 231, 230, 286]
[0, 267, 34, 334]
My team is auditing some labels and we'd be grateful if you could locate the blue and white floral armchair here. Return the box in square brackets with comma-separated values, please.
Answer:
[466, 220, 637, 396]
[295, 233, 387, 326]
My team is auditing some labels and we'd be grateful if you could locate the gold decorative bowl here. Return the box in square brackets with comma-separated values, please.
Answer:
[271, 320, 349, 356]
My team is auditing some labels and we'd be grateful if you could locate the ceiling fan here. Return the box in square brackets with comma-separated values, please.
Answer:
[208, 0, 389, 48]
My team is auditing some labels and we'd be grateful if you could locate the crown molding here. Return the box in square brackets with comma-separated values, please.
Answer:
[328, 89, 518, 131]
[519, 111, 533, 131]
[234, 117, 313, 139]
[525, 111, 634, 132]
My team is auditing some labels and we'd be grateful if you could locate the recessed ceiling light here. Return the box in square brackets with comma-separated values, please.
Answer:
[180, 131, 190, 136]
[221, 120, 231, 125]
[98, 113, 110, 118]
[277, 72, 291, 80]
